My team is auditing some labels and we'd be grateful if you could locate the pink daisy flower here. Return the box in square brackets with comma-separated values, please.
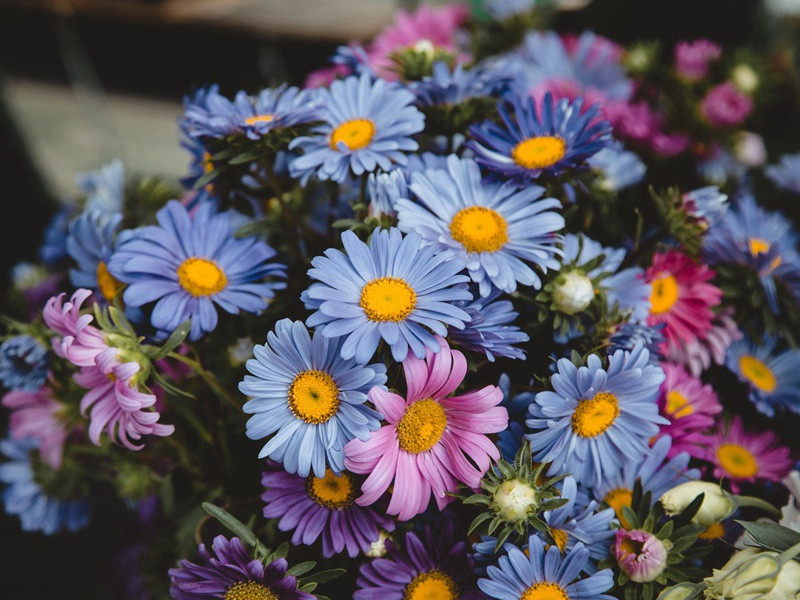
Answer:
[645, 251, 723, 355]
[663, 307, 741, 376]
[706, 416, 793, 492]
[700, 82, 753, 128]
[43, 289, 174, 450]
[2, 386, 68, 469]
[344, 338, 507, 521]
[656, 363, 721, 459]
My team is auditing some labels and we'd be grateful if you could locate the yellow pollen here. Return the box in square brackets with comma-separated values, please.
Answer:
[360, 277, 417, 323]
[96, 261, 123, 301]
[665, 390, 694, 419]
[306, 469, 355, 509]
[403, 570, 459, 600]
[330, 118, 376, 151]
[511, 136, 567, 170]
[520, 582, 570, 600]
[449, 206, 509, 253]
[177, 257, 228, 297]
[699, 522, 725, 540]
[551, 529, 568, 553]
[716, 443, 759, 479]
[738, 355, 777, 393]
[245, 114, 275, 125]
[571, 392, 619, 438]
[649, 273, 679, 315]
[287, 370, 340, 424]
[202, 151, 214, 175]
[396, 398, 447, 454]
[749, 237, 770, 256]
[605, 487, 633, 529]
[223, 581, 278, 600]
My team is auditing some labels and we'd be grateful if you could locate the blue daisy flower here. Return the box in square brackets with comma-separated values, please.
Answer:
[468, 92, 611, 185]
[725, 336, 800, 417]
[448, 290, 529, 362]
[78, 159, 125, 214]
[0, 335, 49, 392]
[367, 167, 408, 219]
[397, 155, 564, 296]
[409, 61, 509, 107]
[766, 152, 800, 194]
[605, 322, 665, 365]
[683, 186, 728, 226]
[586, 143, 646, 192]
[288, 74, 425, 184]
[0, 438, 91, 535]
[66, 210, 125, 303]
[485, 0, 534, 19]
[38, 205, 76, 265]
[526, 344, 667, 488]
[108, 200, 286, 341]
[697, 146, 745, 184]
[478, 534, 615, 600]
[239, 319, 386, 478]
[302, 228, 471, 362]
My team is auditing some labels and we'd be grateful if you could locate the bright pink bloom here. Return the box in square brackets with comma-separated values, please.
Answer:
[650, 131, 691, 157]
[663, 308, 741, 376]
[674, 39, 722, 81]
[602, 101, 661, 145]
[646, 252, 723, 355]
[304, 64, 351, 89]
[656, 363, 722, 459]
[701, 82, 753, 127]
[2, 387, 67, 468]
[344, 338, 507, 521]
[530, 78, 610, 116]
[706, 416, 793, 492]
[615, 529, 668, 583]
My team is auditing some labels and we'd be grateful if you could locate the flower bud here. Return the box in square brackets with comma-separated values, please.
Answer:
[734, 132, 766, 167]
[703, 547, 800, 600]
[660, 481, 735, 527]
[656, 583, 705, 600]
[552, 271, 594, 315]
[493, 478, 538, 522]
[731, 64, 760, 95]
[615, 529, 669, 583]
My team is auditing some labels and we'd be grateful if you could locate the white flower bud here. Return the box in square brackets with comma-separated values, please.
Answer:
[703, 547, 800, 600]
[552, 271, 594, 315]
[731, 64, 760, 95]
[493, 479, 538, 522]
[734, 132, 766, 167]
[660, 481, 735, 527]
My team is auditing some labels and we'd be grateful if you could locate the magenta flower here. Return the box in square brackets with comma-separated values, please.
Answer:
[344, 338, 507, 521]
[2, 387, 67, 469]
[603, 101, 688, 156]
[663, 308, 741, 376]
[674, 39, 722, 81]
[701, 82, 753, 127]
[614, 529, 668, 583]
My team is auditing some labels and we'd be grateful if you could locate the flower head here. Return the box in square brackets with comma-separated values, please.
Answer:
[78, 159, 125, 214]
[765, 152, 800, 194]
[660, 481, 735, 528]
[448, 291, 529, 362]
[702, 547, 800, 600]
[662, 308, 741, 376]
[0, 335, 49, 392]
[615, 529, 668, 583]
[587, 143, 647, 192]
[700, 82, 753, 128]
[67, 210, 125, 302]
[410, 61, 508, 107]
[682, 186, 729, 228]
[2, 387, 67, 469]
[674, 39, 721, 81]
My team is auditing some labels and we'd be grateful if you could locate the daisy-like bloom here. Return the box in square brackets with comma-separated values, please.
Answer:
[169, 535, 314, 600]
[39, 204, 75, 265]
[725, 336, 800, 417]
[302, 228, 471, 362]
[586, 142, 646, 192]
[478, 534, 615, 600]
[2, 387, 67, 469]
[468, 93, 611, 186]
[656, 363, 722, 458]
[700, 82, 753, 128]
[409, 61, 508, 108]
[367, 167, 408, 219]
[239, 319, 386, 478]
[78, 159, 125, 214]
[288, 74, 425, 184]
[765, 152, 800, 194]
[261, 467, 395, 558]
[681, 186, 729, 227]
[663, 308, 740, 376]
[645, 251, 722, 354]
[705, 417, 792, 492]
[396, 155, 564, 296]
[108, 200, 286, 341]
[448, 291, 529, 362]
[526, 344, 667, 488]
[67, 210, 125, 302]
[355, 524, 484, 600]
[606, 322, 665, 365]
[674, 39, 722, 81]
[344, 338, 507, 521]
[0, 437, 91, 535]
[0, 334, 49, 392]
[614, 529, 668, 583]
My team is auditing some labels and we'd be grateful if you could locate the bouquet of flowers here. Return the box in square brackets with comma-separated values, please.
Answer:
[4, 1, 800, 598]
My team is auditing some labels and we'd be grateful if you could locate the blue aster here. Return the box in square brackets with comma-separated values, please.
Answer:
[397, 155, 564, 296]
[302, 228, 471, 362]
[108, 200, 286, 341]
[605, 322, 665, 365]
[66, 210, 125, 302]
[288, 74, 425, 184]
[78, 159, 125, 214]
[38, 204, 76, 265]
[526, 344, 667, 488]
[765, 152, 800, 194]
[0, 335, 49, 392]
[409, 61, 509, 107]
[367, 167, 408, 219]
[683, 185, 728, 226]
[586, 143, 646, 192]
[239, 319, 386, 478]
[0, 438, 91, 535]
[725, 336, 800, 417]
[478, 534, 615, 600]
[485, 0, 534, 19]
[468, 92, 611, 185]
[448, 290, 529, 362]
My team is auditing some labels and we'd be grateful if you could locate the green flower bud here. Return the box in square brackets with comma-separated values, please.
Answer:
[492, 478, 538, 522]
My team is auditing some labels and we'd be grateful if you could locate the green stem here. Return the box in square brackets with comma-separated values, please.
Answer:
[168, 352, 242, 413]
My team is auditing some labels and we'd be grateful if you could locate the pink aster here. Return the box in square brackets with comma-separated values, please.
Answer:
[700, 82, 753, 128]
[656, 363, 721, 459]
[706, 416, 793, 492]
[674, 39, 722, 81]
[344, 338, 507, 521]
[2, 386, 68, 468]
[645, 251, 723, 355]
[615, 529, 668, 583]
[663, 307, 741, 376]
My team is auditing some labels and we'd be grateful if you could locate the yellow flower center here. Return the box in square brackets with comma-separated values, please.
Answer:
[748, 237, 770, 256]
[330, 118, 376, 151]
[449, 206, 509, 253]
[551, 529, 568, 553]
[202, 151, 215, 175]
[223, 581, 277, 600]
[287, 370, 340, 424]
[403, 570, 459, 600]
[665, 390, 694, 419]
[605, 487, 633, 529]
[245, 114, 275, 125]
[96, 261, 123, 301]
[649, 273, 679, 315]
[306, 469, 355, 509]
[511, 136, 567, 170]
[738, 355, 777, 393]
[699, 522, 725, 540]
[520, 582, 570, 600]
[716, 443, 759, 478]
[177, 257, 228, 297]
[359, 277, 417, 323]
[396, 398, 447, 454]
[571, 392, 620, 438]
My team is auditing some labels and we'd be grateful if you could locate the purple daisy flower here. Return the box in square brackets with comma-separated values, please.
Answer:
[169, 535, 314, 600]
[261, 468, 395, 558]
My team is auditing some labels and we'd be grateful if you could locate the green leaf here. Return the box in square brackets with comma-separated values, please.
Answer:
[468, 511, 494, 535]
[265, 541, 290, 563]
[737, 520, 800, 553]
[287, 561, 316, 577]
[234, 220, 270, 239]
[300, 568, 346, 586]
[151, 320, 192, 359]
[202, 502, 258, 547]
